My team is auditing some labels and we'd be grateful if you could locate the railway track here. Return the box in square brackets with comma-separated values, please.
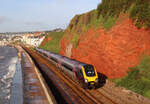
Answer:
[88, 80, 150, 104]
[88, 89, 117, 104]
[98, 87, 131, 104]
[23, 46, 103, 104]
[97, 82, 149, 104]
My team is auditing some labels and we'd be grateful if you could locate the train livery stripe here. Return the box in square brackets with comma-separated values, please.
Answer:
[59, 60, 61, 67]
[73, 65, 75, 78]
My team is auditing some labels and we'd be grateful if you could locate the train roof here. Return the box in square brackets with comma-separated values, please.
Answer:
[36, 48, 91, 68]
[61, 56, 88, 67]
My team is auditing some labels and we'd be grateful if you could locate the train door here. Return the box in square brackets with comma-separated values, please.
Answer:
[77, 69, 87, 88]
[77, 69, 84, 83]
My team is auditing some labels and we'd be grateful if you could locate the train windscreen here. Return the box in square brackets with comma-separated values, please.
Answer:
[84, 65, 96, 77]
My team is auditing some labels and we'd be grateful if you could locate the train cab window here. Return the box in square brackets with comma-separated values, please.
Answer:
[84, 65, 95, 77]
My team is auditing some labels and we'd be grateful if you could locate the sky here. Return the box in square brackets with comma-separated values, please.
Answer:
[0, 0, 101, 32]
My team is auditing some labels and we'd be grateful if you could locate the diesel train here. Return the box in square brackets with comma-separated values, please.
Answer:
[35, 48, 99, 89]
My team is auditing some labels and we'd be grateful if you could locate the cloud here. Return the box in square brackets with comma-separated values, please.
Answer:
[0, 0, 100, 32]
[24, 21, 46, 26]
[23, 21, 50, 30]
[0, 16, 10, 24]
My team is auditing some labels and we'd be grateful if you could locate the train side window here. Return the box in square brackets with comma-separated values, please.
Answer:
[51, 57, 57, 62]
[79, 69, 83, 76]
[62, 63, 72, 71]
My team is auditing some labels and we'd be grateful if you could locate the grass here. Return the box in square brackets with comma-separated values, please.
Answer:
[68, 9, 117, 35]
[82, 10, 116, 31]
[113, 55, 150, 99]
[39, 32, 64, 53]
[85, 10, 104, 31]
[72, 34, 79, 48]
[103, 16, 116, 29]
[97, 0, 150, 29]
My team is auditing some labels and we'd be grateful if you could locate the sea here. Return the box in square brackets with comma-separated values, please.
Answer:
[0, 46, 18, 104]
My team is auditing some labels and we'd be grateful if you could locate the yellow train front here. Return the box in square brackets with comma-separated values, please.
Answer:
[76, 64, 99, 89]
[59, 56, 99, 89]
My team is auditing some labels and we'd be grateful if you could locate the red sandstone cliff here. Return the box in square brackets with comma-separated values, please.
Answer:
[60, 18, 150, 78]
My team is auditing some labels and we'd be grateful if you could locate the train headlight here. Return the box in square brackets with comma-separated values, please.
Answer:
[95, 78, 99, 83]
[85, 79, 88, 83]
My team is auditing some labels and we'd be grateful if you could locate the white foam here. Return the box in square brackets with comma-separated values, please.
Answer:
[0, 56, 18, 102]
[2, 57, 17, 81]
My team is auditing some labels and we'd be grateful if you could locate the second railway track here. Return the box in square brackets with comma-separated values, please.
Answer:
[88, 89, 118, 104]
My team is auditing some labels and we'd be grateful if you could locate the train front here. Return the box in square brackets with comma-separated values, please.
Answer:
[82, 65, 99, 88]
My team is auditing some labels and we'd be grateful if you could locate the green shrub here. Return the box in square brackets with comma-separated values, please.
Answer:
[84, 10, 102, 30]
[130, 1, 150, 28]
[103, 16, 116, 29]
[97, 0, 150, 28]
[39, 32, 64, 53]
[113, 55, 150, 99]
[72, 34, 79, 48]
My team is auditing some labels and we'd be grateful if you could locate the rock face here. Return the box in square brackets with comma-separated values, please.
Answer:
[65, 43, 73, 57]
[60, 18, 150, 78]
